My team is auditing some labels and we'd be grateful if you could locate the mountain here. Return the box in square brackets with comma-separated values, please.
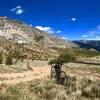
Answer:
[73, 40, 100, 51]
[0, 16, 77, 59]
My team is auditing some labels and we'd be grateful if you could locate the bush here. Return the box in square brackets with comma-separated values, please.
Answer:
[49, 53, 76, 65]
[49, 59, 58, 65]
[0, 52, 3, 64]
[5, 54, 13, 65]
[58, 53, 76, 63]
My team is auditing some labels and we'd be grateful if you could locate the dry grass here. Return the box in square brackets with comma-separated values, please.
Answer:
[0, 60, 49, 73]
[63, 62, 100, 81]
[0, 77, 99, 100]
[0, 57, 100, 100]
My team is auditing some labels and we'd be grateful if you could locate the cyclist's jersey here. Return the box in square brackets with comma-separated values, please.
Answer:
[54, 63, 61, 72]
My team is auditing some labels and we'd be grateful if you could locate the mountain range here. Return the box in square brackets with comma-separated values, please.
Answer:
[0, 16, 78, 59]
[0, 16, 100, 60]
[73, 40, 100, 51]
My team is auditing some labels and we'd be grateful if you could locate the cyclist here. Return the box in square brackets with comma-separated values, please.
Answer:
[53, 60, 63, 83]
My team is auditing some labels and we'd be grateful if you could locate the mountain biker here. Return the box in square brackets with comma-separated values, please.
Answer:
[53, 60, 63, 82]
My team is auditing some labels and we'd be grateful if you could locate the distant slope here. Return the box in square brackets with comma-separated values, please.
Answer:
[73, 40, 100, 51]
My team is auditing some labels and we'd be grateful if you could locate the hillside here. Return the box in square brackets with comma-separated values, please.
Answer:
[0, 16, 77, 52]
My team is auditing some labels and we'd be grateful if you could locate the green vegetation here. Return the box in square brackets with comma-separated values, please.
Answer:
[72, 49, 100, 57]
[5, 53, 13, 65]
[49, 52, 76, 65]
[0, 52, 3, 64]
[55, 48, 100, 58]
[58, 52, 76, 63]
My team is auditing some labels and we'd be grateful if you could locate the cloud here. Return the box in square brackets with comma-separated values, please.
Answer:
[15, 9, 24, 14]
[82, 25, 100, 40]
[70, 17, 76, 22]
[16, 6, 21, 9]
[82, 35, 88, 38]
[96, 36, 100, 40]
[35, 26, 61, 34]
[10, 6, 24, 15]
[29, 24, 32, 26]
[35, 26, 55, 33]
[10, 8, 16, 12]
[56, 31, 61, 33]
[97, 25, 100, 30]
[62, 37, 67, 40]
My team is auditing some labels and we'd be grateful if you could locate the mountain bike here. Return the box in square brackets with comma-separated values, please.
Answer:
[51, 65, 67, 85]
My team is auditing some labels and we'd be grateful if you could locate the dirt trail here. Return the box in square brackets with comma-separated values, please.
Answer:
[0, 65, 99, 85]
[0, 67, 50, 85]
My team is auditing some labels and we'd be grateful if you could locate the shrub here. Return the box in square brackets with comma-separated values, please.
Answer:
[0, 52, 3, 64]
[58, 53, 77, 63]
[49, 59, 58, 65]
[49, 53, 76, 65]
[5, 54, 13, 65]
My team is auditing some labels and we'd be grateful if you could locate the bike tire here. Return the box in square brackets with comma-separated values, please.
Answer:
[51, 66, 57, 78]
[58, 71, 67, 86]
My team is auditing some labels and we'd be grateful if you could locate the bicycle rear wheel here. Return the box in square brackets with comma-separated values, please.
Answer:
[58, 71, 67, 86]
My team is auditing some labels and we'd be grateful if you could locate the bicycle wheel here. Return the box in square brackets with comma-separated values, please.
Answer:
[51, 66, 57, 79]
[58, 71, 67, 85]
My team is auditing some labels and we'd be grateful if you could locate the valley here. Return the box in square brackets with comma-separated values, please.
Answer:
[0, 16, 100, 100]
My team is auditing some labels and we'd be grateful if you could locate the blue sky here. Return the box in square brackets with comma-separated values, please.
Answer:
[0, 0, 100, 40]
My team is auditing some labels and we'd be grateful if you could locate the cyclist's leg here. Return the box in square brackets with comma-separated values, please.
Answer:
[56, 69, 61, 84]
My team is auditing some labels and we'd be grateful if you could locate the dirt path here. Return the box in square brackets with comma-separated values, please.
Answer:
[0, 65, 99, 85]
[0, 67, 50, 85]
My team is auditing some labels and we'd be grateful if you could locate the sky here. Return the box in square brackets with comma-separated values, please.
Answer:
[0, 0, 100, 40]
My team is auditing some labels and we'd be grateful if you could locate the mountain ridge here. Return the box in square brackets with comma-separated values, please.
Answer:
[73, 40, 100, 51]
[0, 16, 77, 49]
[0, 16, 78, 59]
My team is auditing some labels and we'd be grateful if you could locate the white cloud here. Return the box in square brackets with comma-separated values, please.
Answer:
[82, 35, 88, 38]
[10, 8, 16, 12]
[96, 36, 100, 40]
[82, 25, 100, 40]
[16, 6, 21, 9]
[56, 31, 61, 33]
[97, 25, 100, 30]
[62, 37, 67, 40]
[70, 17, 76, 22]
[35, 26, 61, 34]
[10, 6, 24, 15]
[15, 9, 24, 15]
[35, 26, 55, 33]
[29, 24, 32, 26]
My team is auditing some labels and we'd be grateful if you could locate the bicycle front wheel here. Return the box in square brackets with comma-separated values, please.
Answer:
[58, 71, 67, 86]
[51, 66, 57, 79]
